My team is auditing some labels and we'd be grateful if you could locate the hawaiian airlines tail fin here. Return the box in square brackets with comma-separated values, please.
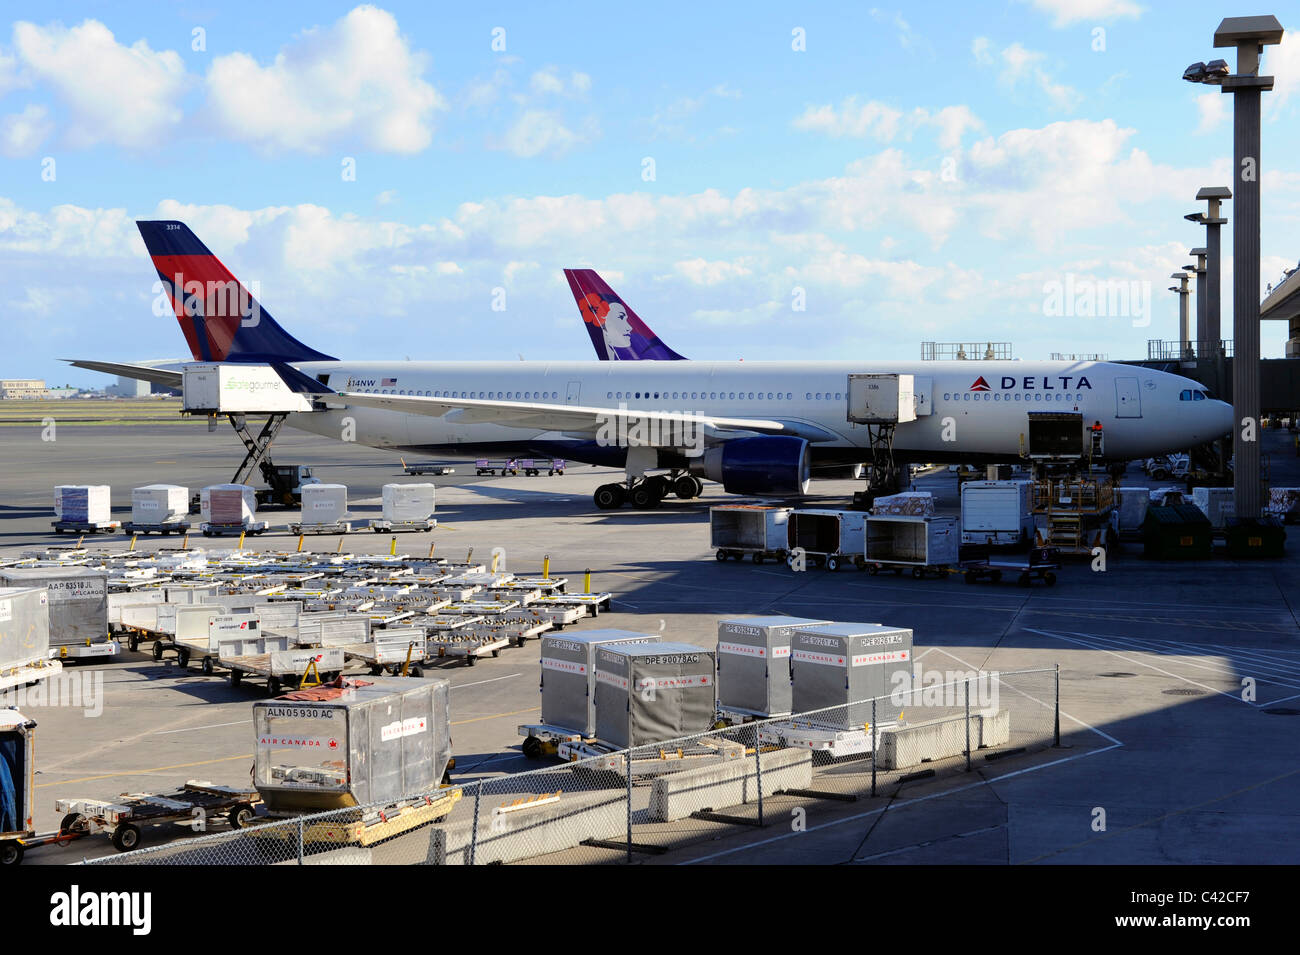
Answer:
[137, 220, 336, 364]
[563, 268, 687, 361]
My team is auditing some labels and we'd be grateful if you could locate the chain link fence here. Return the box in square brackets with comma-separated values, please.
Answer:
[82, 666, 1059, 866]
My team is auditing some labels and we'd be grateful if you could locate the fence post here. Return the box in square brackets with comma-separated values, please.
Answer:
[625, 748, 633, 864]
[469, 781, 482, 865]
[965, 678, 972, 772]
[870, 698, 877, 798]
[754, 723, 764, 825]
[296, 817, 304, 865]
[1054, 664, 1061, 747]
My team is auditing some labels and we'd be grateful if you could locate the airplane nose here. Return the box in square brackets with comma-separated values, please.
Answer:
[1204, 399, 1233, 441]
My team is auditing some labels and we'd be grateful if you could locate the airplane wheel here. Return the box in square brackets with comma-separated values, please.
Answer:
[630, 484, 660, 508]
[645, 475, 671, 500]
[593, 484, 626, 510]
[674, 475, 698, 499]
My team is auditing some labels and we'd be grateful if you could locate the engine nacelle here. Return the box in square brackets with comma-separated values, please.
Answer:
[691, 436, 811, 495]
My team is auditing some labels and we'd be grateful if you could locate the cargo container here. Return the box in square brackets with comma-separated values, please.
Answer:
[787, 508, 868, 571]
[522, 630, 661, 750]
[959, 481, 1033, 545]
[593, 642, 716, 748]
[709, 505, 792, 563]
[182, 363, 312, 414]
[846, 374, 916, 424]
[0, 588, 53, 691]
[298, 483, 347, 525]
[790, 623, 913, 729]
[1114, 486, 1151, 540]
[864, 515, 960, 577]
[716, 616, 833, 719]
[252, 677, 453, 813]
[1191, 486, 1235, 531]
[200, 484, 257, 525]
[0, 709, 36, 865]
[1142, 504, 1213, 559]
[128, 484, 189, 528]
[0, 568, 112, 659]
[53, 485, 112, 524]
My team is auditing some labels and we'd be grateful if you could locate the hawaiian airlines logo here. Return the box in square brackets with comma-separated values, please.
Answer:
[970, 376, 991, 392]
[578, 292, 610, 328]
[578, 292, 634, 351]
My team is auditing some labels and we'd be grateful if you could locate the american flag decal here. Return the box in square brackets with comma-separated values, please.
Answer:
[382, 378, 397, 387]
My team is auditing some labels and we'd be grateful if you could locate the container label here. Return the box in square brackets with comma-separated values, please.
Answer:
[793, 649, 910, 667]
[45, 579, 107, 602]
[264, 706, 336, 720]
[380, 716, 428, 741]
[595, 670, 628, 689]
[542, 658, 587, 674]
[0, 599, 9, 623]
[718, 641, 789, 658]
[257, 735, 340, 750]
[635, 675, 713, 690]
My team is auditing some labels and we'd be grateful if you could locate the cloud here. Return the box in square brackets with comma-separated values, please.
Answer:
[986, 41, 1081, 111]
[497, 109, 593, 158]
[1269, 29, 1300, 112]
[11, 18, 189, 148]
[1018, 0, 1143, 27]
[643, 84, 740, 141]
[674, 257, 753, 286]
[529, 68, 591, 98]
[204, 5, 444, 154]
[972, 36, 993, 66]
[0, 104, 52, 156]
[1195, 92, 1227, 133]
[793, 97, 903, 140]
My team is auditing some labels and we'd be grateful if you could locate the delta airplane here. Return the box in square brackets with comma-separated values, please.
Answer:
[71, 221, 1232, 510]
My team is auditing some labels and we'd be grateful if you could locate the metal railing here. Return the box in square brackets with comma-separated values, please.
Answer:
[1146, 339, 1232, 361]
[83, 667, 1061, 866]
[921, 342, 1014, 361]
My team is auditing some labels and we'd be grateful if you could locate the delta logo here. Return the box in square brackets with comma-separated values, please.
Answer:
[970, 376, 991, 392]
[969, 375, 1093, 392]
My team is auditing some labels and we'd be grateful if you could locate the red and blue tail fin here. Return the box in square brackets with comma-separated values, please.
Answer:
[137, 220, 335, 364]
[564, 268, 687, 361]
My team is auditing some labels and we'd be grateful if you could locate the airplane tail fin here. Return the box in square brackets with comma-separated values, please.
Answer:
[563, 268, 687, 361]
[137, 220, 336, 364]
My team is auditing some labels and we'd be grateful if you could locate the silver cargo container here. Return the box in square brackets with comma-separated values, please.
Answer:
[716, 616, 832, 718]
[594, 642, 716, 749]
[790, 623, 913, 729]
[253, 677, 452, 812]
[0, 588, 50, 674]
[0, 567, 110, 652]
[540, 629, 661, 737]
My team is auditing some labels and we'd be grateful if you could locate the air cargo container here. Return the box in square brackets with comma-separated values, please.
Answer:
[787, 508, 868, 572]
[710, 505, 792, 563]
[716, 616, 832, 719]
[0, 588, 60, 692]
[182, 363, 312, 414]
[864, 515, 959, 577]
[846, 374, 916, 424]
[0, 568, 113, 659]
[789, 623, 914, 729]
[593, 642, 716, 749]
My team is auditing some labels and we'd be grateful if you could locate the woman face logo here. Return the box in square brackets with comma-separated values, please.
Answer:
[602, 302, 633, 349]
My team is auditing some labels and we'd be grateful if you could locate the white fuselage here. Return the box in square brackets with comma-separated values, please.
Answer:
[285, 359, 1232, 464]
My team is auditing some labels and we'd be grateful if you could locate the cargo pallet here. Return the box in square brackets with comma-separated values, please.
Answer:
[51, 520, 120, 535]
[287, 521, 352, 535]
[860, 557, 954, 579]
[0, 659, 62, 694]
[429, 635, 510, 665]
[121, 522, 191, 536]
[223, 648, 346, 695]
[341, 631, 428, 677]
[370, 519, 436, 533]
[759, 719, 896, 759]
[52, 639, 120, 661]
[960, 552, 1060, 587]
[519, 724, 747, 776]
[534, 593, 613, 616]
[258, 788, 461, 848]
[55, 780, 262, 853]
[401, 462, 454, 476]
[200, 521, 269, 537]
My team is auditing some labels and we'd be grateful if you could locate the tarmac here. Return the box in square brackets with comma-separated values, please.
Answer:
[2, 413, 1299, 865]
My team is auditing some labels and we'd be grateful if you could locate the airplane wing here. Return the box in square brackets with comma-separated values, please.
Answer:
[332, 390, 836, 443]
[64, 359, 184, 389]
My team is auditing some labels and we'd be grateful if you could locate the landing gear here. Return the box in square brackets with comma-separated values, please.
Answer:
[629, 482, 662, 509]
[674, 474, 704, 499]
[593, 483, 627, 509]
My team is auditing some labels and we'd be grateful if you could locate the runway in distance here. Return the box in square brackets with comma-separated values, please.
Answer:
[70, 221, 1233, 509]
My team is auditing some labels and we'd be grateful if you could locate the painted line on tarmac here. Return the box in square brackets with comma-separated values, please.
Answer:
[153, 719, 252, 735]
[852, 823, 1008, 863]
[450, 706, 539, 726]
[36, 753, 254, 788]
[451, 673, 519, 690]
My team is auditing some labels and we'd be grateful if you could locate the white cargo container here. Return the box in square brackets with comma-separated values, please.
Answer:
[1191, 486, 1235, 530]
[787, 508, 868, 571]
[53, 485, 112, 524]
[710, 505, 792, 563]
[181, 363, 312, 414]
[846, 374, 917, 424]
[0, 587, 51, 685]
[960, 480, 1033, 545]
[0, 567, 112, 658]
[131, 484, 189, 525]
[200, 484, 257, 524]
[381, 483, 436, 523]
[1115, 486, 1151, 539]
[865, 515, 960, 576]
[299, 483, 348, 525]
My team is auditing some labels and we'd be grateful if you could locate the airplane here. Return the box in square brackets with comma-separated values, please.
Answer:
[69, 220, 1233, 511]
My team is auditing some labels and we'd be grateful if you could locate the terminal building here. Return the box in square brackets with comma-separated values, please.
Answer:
[0, 379, 48, 399]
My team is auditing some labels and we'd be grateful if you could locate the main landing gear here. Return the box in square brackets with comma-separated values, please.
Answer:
[593, 472, 704, 510]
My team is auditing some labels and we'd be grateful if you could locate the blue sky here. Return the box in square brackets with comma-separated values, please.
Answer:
[2, 1, 1300, 384]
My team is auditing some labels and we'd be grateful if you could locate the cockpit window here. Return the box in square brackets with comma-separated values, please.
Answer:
[1179, 389, 1192, 401]
[1193, 390, 1206, 400]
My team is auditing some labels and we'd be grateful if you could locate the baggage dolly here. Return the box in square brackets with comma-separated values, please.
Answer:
[51, 520, 120, 535]
[200, 520, 269, 537]
[55, 780, 263, 853]
[960, 546, 1060, 587]
[517, 727, 747, 777]
[287, 521, 352, 535]
[121, 521, 191, 536]
[369, 519, 436, 533]
[758, 719, 895, 759]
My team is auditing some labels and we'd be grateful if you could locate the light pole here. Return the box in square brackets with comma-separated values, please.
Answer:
[1169, 272, 1192, 358]
[1184, 15, 1283, 520]
[1188, 247, 1208, 351]
[1183, 187, 1230, 354]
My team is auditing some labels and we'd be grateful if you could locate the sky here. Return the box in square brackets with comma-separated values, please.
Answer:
[2, 1, 1300, 385]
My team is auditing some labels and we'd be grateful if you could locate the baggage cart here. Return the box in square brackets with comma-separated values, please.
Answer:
[862, 515, 959, 578]
[200, 520, 269, 537]
[288, 520, 352, 535]
[51, 520, 120, 535]
[341, 628, 428, 676]
[121, 521, 191, 536]
[531, 603, 585, 629]
[426, 631, 510, 666]
[400, 460, 454, 476]
[960, 546, 1061, 587]
[532, 592, 613, 616]
[787, 508, 867, 572]
[54, 781, 263, 853]
[220, 637, 346, 695]
[710, 505, 792, 564]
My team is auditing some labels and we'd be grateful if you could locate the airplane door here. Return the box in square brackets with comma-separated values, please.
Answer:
[1115, 376, 1141, 418]
[565, 380, 581, 405]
